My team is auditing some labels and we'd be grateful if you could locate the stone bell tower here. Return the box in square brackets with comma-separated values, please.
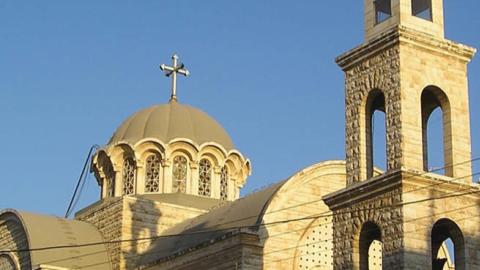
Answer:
[324, 0, 480, 269]
[340, 0, 475, 184]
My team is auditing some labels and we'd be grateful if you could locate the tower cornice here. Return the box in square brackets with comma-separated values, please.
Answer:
[323, 168, 480, 211]
[336, 26, 476, 71]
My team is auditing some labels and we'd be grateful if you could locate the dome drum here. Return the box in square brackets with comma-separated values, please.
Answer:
[92, 102, 251, 201]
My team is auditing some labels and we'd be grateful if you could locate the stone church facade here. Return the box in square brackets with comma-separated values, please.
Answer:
[0, 0, 477, 269]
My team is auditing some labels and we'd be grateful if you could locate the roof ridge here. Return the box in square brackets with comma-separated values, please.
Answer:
[142, 105, 158, 139]
[186, 105, 198, 145]
[165, 103, 173, 143]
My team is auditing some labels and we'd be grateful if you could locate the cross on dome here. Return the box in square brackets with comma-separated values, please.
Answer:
[160, 54, 190, 102]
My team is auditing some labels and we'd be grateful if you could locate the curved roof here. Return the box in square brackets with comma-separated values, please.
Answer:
[108, 101, 234, 151]
[137, 160, 350, 267]
[137, 180, 286, 265]
[0, 210, 111, 270]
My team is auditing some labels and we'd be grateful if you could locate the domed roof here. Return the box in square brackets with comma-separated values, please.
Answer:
[108, 101, 234, 151]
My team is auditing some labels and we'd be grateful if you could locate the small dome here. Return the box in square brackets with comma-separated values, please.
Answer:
[108, 101, 234, 151]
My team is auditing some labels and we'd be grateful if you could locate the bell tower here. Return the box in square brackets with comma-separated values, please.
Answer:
[324, 0, 480, 269]
[339, 0, 475, 184]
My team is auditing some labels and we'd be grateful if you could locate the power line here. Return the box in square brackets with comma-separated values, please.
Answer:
[65, 144, 99, 218]
[63, 154, 480, 238]
[4, 170, 480, 252]
[25, 199, 480, 269]
[206, 163, 480, 231]
[263, 204, 480, 265]
[21, 198, 480, 269]
[180, 156, 480, 231]
[1, 156, 478, 270]
[2, 171, 479, 254]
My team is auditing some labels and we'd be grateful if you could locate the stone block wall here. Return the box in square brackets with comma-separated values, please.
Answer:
[402, 171, 480, 269]
[75, 198, 124, 269]
[75, 196, 209, 270]
[338, 32, 402, 184]
[260, 161, 348, 269]
[325, 171, 404, 269]
[398, 28, 475, 181]
[0, 216, 30, 270]
[121, 197, 207, 269]
[141, 232, 262, 270]
[325, 169, 480, 270]
[364, 0, 445, 41]
[337, 26, 475, 185]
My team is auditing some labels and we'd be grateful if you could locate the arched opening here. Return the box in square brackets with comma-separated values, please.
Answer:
[0, 254, 18, 270]
[366, 89, 387, 178]
[220, 166, 229, 201]
[425, 107, 444, 174]
[172, 155, 188, 193]
[421, 86, 452, 176]
[358, 221, 383, 270]
[198, 159, 212, 197]
[122, 156, 137, 195]
[431, 219, 465, 270]
[104, 160, 116, 197]
[144, 153, 161, 193]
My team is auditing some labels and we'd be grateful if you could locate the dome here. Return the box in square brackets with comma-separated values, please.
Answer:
[108, 101, 235, 151]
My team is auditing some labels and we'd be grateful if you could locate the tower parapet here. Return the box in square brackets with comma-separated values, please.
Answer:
[365, 0, 444, 41]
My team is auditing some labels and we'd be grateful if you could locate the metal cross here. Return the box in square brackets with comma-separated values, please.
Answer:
[160, 54, 189, 102]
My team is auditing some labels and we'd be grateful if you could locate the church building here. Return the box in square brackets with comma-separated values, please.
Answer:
[0, 0, 478, 269]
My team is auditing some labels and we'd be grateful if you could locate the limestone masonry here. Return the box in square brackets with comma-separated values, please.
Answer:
[0, 0, 477, 269]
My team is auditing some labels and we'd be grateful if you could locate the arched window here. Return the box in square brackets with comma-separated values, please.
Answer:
[122, 157, 136, 195]
[145, 154, 161, 193]
[431, 219, 465, 270]
[366, 89, 387, 178]
[358, 221, 382, 270]
[104, 161, 116, 197]
[421, 86, 451, 176]
[198, 159, 212, 197]
[220, 166, 229, 200]
[172, 156, 187, 193]
[0, 254, 18, 270]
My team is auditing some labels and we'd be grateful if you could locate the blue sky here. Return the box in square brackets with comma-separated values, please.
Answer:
[0, 1, 479, 217]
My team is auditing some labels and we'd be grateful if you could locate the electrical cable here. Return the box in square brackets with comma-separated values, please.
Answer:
[64, 144, 99, 218]
[27, 198, 480, 269]
[195, 157, 480, 230]
[2, 171, 480, 254]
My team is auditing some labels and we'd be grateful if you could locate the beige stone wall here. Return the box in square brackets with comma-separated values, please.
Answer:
[0, 214, 31, 270]
[333, 3, 477, 268]
[339, 37, 402, 184]
[142, 233, 262, 270]
[325, 172, 404, 269]
[121, 197, 207, 269]
[325, 169, 480, 269]
[338, 26, 475, 185]
[260, 161, 347, 269]
[398, 29, 475, 180]
[402, 172, 480, 269]
[75, 196, 209, 270]
[75, 198, 124, 269]
[364, 0, 444, 41]
[0, 255, 17, 270]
